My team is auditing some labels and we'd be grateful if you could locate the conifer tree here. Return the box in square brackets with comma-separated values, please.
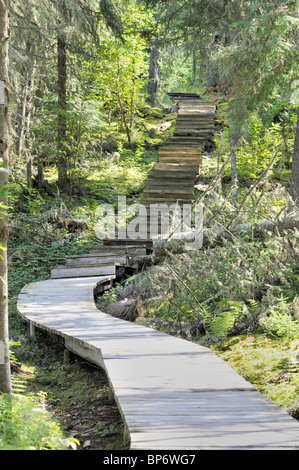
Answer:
[54, 0, 123, 192]
[10, 0, 123, 193]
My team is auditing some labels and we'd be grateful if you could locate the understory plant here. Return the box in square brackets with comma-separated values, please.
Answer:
[0, 393, 78, 450]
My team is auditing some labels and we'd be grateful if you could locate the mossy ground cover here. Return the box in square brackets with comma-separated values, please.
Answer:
[209, 335, 299, 414]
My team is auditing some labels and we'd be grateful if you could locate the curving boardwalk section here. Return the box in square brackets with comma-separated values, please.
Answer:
[16, 95, 299, 449]
[18, 274, 299, 450]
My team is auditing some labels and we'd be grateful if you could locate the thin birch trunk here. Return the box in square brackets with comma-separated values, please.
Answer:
[148, 37, 161, 107]
[15, 42, 36, 164]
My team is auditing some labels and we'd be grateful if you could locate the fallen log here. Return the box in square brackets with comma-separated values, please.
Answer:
[47, 214, 88, 230]
[109, 299, 138, 321]
[203, 215, 299, 247]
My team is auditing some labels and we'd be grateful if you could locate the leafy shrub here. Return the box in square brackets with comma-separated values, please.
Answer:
[259, 297, 299, 338]
[0, 393, 78, 450]
[236, 117, 283, 180]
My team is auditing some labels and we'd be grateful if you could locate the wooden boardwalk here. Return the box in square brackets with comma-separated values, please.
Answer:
[16, 95, 299, 449]
[136, 93, 216, 240]
[17, 269, 299, 449]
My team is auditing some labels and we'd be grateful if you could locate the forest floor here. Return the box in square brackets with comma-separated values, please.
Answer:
[12, 329, 128, 450]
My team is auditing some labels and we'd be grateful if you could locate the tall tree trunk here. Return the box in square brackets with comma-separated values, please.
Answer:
[224, 0, 238, 204]
[290, 107, 299, 205]
[0, 0, 12, 395]
[224, 0, 248, 205]
[57, 32, 69, 192]
[116, 56, 131, 143]
[229, 100, 240, 205]
[192, 49, 197, 85]
[15, 42, 36, 165]
[148, 37, 161, 107]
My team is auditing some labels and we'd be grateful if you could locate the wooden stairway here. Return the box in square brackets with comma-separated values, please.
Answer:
[137, 93, 216, 240]
[51, 245, 147, 279]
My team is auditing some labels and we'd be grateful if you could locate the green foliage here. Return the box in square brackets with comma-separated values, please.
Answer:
[236, 118, 283, 180]
[206, 299, 246, 339]
[124, 166, 299, 343]
[90, 0, 155, 141]
[5, 0, 299, 443]
[213, 334, 299, 410]
[0, 393, 78, 450]
[259, 296, 299, 339]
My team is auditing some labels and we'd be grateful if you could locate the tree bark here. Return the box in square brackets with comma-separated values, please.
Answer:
[223, 0, 239, 204]
[116, 55, 131, 143]
[148, 37, 161, 107]
[57, 32, 70, 192]
[290, 107, 299, 205]
[0, 0, 12, 394]
[229, 100, 240, 205]
[224, 0, 249, 205]
[15, 41, 36, 164]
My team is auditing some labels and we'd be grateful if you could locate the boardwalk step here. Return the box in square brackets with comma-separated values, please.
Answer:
[158, 150, 202, 156]
[158, 157, 201, 164]
[17, 276, 299, 450]
[51, 263, 117, 279]
[154, 163, 199, 171]
[158, 152, 202, 158]
[144, 182, 195, 189]
[65, 255, 127, 266]
[149, 170, 198, 178]
[89, 246, 146, 255]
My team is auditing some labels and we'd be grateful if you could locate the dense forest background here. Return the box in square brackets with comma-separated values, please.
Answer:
[0, 0, 299, 450]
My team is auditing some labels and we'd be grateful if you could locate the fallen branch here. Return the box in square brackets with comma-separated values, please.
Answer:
[203, 215, 299, 247]
[163, 261, 206, 316]
[47, 214, 88, 230]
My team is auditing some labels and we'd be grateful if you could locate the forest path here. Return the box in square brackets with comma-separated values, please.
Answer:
[16, 95, 299, 449]
[17, 252, 299, 450]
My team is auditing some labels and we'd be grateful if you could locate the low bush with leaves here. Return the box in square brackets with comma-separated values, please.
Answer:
[0, 393, 78, 450]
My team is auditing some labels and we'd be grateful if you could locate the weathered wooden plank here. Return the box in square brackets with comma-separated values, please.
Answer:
[144, 180, 195, 187]
[140, 188, 195, 195]
[158, 147, 202, 154]
[140, 199, 194, 206]
[65, 255, 127, 266]
[51, 263, 116, 278]
[158, 157, 201, 164]
[89, 246, 147, 256]
[154, 162, 199, 169]
[149, 170, 197, 178]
